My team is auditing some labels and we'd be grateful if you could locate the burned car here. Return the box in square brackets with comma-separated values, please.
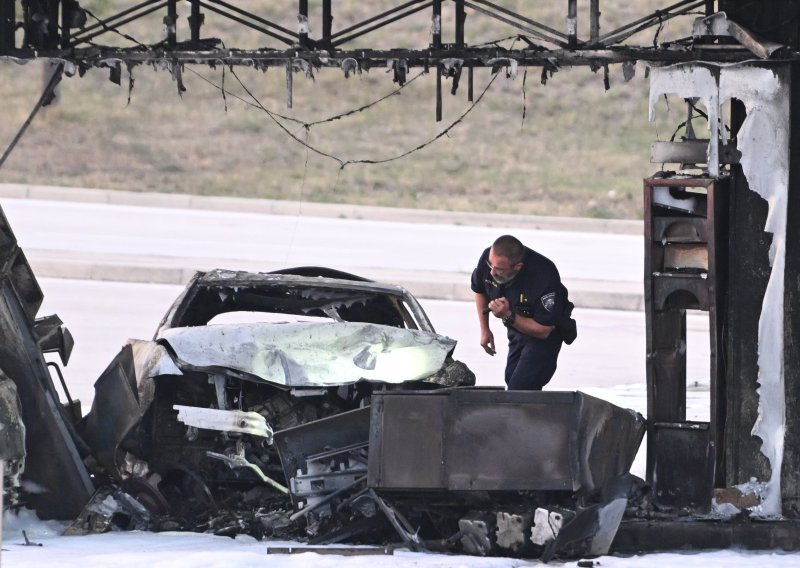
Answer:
[0, 195, 645, 560]
[77, 267, 475, 529]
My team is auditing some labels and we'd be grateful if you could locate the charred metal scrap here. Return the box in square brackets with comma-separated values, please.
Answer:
[0, 205, 647, 560]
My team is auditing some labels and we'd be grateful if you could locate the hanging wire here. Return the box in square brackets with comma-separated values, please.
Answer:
[186, 65, 425, 128]
[81, 7, 151, 48]
[224, 66, 500, 169]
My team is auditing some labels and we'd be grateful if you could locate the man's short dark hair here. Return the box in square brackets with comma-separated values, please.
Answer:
[492, 235, 525, 265]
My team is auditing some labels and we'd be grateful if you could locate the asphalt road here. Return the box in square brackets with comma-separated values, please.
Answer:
[2, 197, 644, 308]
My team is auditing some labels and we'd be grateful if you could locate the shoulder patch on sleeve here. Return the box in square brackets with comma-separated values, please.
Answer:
[541, 292, 556, 312]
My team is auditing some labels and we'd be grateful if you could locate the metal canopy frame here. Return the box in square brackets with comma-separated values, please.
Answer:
[0, 0, 732, 69]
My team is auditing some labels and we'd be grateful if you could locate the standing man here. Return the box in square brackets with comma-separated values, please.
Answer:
[471, 235, 576, 390]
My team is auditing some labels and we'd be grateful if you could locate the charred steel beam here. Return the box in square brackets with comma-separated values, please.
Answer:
[70, 0, 160, 42]
[331, 2, 431, 48]
[590, 0, 600, 44]
[11, 44, 763, 69]
[567, 0, 578, 49]
[299, 0, 309, 47]
[322, 0, 332, 47]
[0, 0, 12, 51]
[60, 0, 70, 46]
[594, 0, 705, 47]
[201, 0, 297, 42]
[436, 63, 442, 121]
[70, 2, 167, 48]
[204, 0, 296, 39]
[197, 1, 296, 46]
[455, 0, 465, 46]
[189, 0, 203, 43]
[166, 0, 177, 47]
[466, 0, 568, 46]
[432, 0, 442, 48]
[330, 0, 428, 41]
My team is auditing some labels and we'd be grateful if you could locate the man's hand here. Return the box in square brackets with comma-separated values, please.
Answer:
[480, 328, 496, 355]
[487, 297, 512, 319]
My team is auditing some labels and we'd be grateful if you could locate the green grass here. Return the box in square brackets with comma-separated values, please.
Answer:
[0, 1, 698, 219]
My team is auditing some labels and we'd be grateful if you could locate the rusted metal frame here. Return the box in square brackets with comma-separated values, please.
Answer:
[202, 0, 298, 40]
[166, 0, 177, 47]
[468, 0, 568, 40]
[189, 0, 203, 42]
[432, 0, 442, 47]
[590, 0, 600, 44]
[594, 0, 705, 46]
[330, 0, 429, 41]
[69, 2, 167, 47]
[462, 0, 568, 49]
[197, 1, 296, 46]
[70, 0, 160, 37]
[331, 2, 432, 47]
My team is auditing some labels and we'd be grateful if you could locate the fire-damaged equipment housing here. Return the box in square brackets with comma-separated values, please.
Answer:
[273, 388, 645, 560]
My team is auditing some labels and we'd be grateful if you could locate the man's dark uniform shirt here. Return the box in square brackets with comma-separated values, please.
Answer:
[471, 246, 573, 390]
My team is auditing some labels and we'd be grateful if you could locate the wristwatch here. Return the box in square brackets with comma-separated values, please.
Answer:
[502, 312, 515, 327]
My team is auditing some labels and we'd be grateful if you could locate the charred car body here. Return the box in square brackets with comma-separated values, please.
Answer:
[76, 267, 476, 530]
[0, 203, 645, 560]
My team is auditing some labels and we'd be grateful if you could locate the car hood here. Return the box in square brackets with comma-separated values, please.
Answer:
[134, 321, 457, 387]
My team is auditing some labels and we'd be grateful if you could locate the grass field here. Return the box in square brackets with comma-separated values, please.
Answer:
[0, 1, 698, 219]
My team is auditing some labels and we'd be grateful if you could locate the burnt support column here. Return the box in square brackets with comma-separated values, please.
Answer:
[567, 0, 577, 49]
[455, 0, 465, 46]
[722, 102, 773, 494]
[165, 0, 177, 47]
[717, 0, 800, 516]
[298, 0, 309, 47]
[782, 63, 800, 515]
[0, 0, 15, 52]
[188, 0, 203, 43]
[589, 0, 600, 44]
[432, 0, 441, 48]
[322, 0, 332, 48]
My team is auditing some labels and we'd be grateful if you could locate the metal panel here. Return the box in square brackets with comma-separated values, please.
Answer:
[651, 422, 712, 511]
[368, 394, 445, 489]
[368, 389, 644, 494]
[446, 398, 573, 491]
